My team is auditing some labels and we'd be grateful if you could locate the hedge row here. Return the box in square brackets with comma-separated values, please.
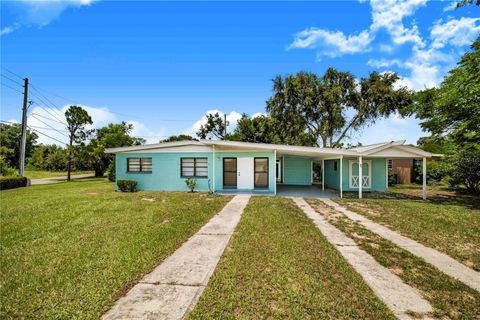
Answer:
[0, 176, 28, 190]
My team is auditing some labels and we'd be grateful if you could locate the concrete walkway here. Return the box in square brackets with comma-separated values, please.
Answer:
[102, 195, 250, 320]
[30, 173, 95, 185]
[293, 198, 433, 320]
[322, 199, 480, 292]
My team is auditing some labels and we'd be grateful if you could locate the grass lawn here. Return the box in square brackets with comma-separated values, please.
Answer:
[337, 184, 480, 271]
[307, 199, 480, 319]
[188, 197, 395, 319]
[0, 179, 231, 319]
[24, 170, 94, 179]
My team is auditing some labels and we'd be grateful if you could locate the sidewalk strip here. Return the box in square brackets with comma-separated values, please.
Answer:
[293, 197, 433, 320]
[102, 195, 250, 320]
[321, 198, 480, 292]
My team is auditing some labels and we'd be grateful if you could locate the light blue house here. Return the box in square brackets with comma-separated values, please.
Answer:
[106, 139, 433, 199]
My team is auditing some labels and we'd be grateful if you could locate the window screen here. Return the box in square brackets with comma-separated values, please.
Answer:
[181, 158, 208, 178]
[127, 158, 152, 173]
[387, 159, 393, 169]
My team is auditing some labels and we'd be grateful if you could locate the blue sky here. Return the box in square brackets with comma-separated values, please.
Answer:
[1, 0, 479, 145]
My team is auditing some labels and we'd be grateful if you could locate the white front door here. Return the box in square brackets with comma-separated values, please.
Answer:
[237, 157, 254, 189]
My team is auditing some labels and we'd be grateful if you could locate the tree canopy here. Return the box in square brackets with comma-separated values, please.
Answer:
[0, 123, 38, 169]
[267, 68, 412, 147]
[409, 37, 480, 148]
[161, 134, 196, 143]
[196, 112, 226, 140]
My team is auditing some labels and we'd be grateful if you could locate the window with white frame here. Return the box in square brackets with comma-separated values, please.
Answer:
[181, 158, 208, 178]
[127, 158, 152, 173]
[387, 159, 393, 169]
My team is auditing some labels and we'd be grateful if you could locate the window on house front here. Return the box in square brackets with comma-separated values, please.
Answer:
[127, 158, 152, 173]
[254, 158, 268, 188]
[181, 158, 208, 178]
[387, 159, 393, 169]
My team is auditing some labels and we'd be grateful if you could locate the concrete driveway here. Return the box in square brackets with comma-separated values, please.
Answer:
[30, 173, 95, 185]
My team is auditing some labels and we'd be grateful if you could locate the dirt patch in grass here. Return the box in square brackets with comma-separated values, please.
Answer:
[188, 197, 395, 320]
[308, 199, 480, 320]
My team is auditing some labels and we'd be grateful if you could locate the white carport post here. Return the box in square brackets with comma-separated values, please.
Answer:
[212, 145, 216, 192]
[274, 150, 277, 195]
[339, 156, 343, 198]
[322, 159, 325, 191]
[358, 156, 363, 199]
[422, 157, 427, 200]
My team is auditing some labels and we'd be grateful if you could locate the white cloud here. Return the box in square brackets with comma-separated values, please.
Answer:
[370, 0, 427, 47]
[251, 112, 266, 118]
[1, 0, 97, 36]
[187, 109, 242, 138]
[430, 17, 480, 49]
[289, 28, 373, 57]
[367, 58, 403, 68]
[288, 0, 428, 57]
[126, 120, 167, 144]
[348, 114, 423, 146]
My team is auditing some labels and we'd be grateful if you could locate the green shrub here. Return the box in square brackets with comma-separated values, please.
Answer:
[388, 174, 397, 186]
[448, 148, 480, 193]
[0, 176, 28, 190]
[117, 180, 137, 192]
[107, 160, 115, 182]
[0, 155, 17, 176]
[185, 178, 197, 192]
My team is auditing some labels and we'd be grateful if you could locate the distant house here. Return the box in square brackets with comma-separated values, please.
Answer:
[105, 139, 433, 199]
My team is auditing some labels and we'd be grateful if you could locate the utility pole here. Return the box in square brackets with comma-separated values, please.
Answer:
[19, 77, 29, 176]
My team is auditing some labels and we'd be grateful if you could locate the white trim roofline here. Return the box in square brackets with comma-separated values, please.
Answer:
[105, 139, 435, 158]
[105, 140, 205, 154]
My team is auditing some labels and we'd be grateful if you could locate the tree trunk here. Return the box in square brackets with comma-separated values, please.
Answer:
[67, 138, 72, 181]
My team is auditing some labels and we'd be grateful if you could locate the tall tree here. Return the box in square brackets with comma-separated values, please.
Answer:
[0, 123, 38, 169]
[196, 112, 227, 140]
[408, 37, 479, 148]
[65, 106, 93, 181]
[267, 69, 412, 147]
[160, 134, 196, 143]
[88, 122, 145, 177]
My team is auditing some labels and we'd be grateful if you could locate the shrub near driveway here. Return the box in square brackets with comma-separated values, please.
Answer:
[0, 179, 231, 319]
[188, 197, 395, 319]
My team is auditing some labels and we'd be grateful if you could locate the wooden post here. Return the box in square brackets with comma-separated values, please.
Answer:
[422, 157, 427, 200]
[358, 156, 362, 199]
[19, 77, 28, 176]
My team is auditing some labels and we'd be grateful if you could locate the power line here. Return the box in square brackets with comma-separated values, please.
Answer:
[1, 67, 24, 81]
[1, 82, 24, 95]
[30, 112, 67, 126]
[30, 114, 70, 138]
[28, 82, 78, 104]
[29, 84, 67, 119]
[28, 94, 67, 123]
[29, 127, 68, 145]
[0, 120, 68, 132]
[1, 74, 24, 87]
[30, 101, 67, 125]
